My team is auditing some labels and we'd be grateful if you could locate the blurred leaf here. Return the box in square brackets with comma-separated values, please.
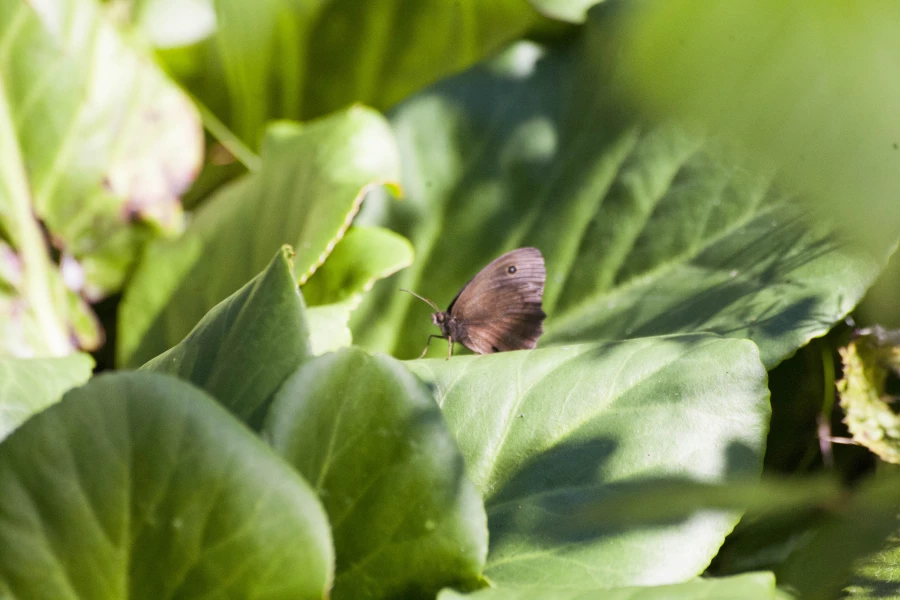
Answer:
[118, 107, 401, 367]
[836, 328, 900, 464]
[136, 0, 545, 146]
[613, 0, 900, 254]
[0, 371, 334, 599]
[438, 572, 793, 599]
[0, 353, 93, 441]
[527, 0, 605, 23]
[407, 335, 769, 587]
[2, 0, 202, 301]
[778, 471, 900, 600]
[351, 38, 887, 369]
[266, 348, 488, 600]
[141, 247, 311, 429]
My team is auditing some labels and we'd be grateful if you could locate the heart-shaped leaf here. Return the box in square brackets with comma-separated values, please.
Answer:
[407, 335, 769, 587]
[0, 353, 93, 441]
[118, 107, 401, 367]
[351, 37, 888, 369]
[0, 371, 333, 599]
[141, 246, 311, 429]
[266, 348, 488, 600]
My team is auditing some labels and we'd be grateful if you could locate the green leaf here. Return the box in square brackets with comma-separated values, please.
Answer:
[845, 536, 900, 600]
[350, 38, 887, 369]
[0, 353, 93, 442]
[118, 107, 401, 367]
[613, 0, 900, 253]
[301, 226, 414, 306]
[0, 0, 202, 326]
[778, 471, 900, 600]
[140, 0, 542, 144]
[437, 572, 793, 600]
[0, 371, 333, 599]
[406, 335, 769, 587]
[141, 247, 311, 429]
[302, 226, 414, 355]
[265, 348, 488, 600]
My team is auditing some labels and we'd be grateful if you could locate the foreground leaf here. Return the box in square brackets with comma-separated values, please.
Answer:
[0, 353, 93, 441]
[119, 107, 400, 367]
[142, 247, 311, 429]
[266, 348, 488, 600]
[614, 0, 900, 253]
[438, 572, 792, 599]
[352, 36, 886, 369]
[778, 471, 900, 600]
[407, 335, 769, 587]
[0, 371, 333, 599]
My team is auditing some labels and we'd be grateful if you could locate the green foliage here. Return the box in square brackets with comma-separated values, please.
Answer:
[138, 0, 543, 145]
[3, 0, 900, 598]
[409, 336, 769, 585]
[0, 0, 201, 357]
[118, 108, 406, 367]
[266, 348, 488, 599]
[141, 246, 312, 429]
[351, 38, 887, 368]
[0, 371, 333, 599]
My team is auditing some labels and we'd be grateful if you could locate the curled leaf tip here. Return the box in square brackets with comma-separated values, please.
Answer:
[837, 326, 900, 464]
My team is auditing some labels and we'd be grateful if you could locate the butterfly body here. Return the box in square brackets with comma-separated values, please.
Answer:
[406, 247, 547, 358]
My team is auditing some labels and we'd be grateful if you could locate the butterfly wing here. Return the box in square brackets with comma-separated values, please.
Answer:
[449, 247, 546, 354]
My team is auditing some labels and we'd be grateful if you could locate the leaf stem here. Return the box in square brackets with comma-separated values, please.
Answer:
[0, 75, 71, 356]
[190, 93, 261, 172]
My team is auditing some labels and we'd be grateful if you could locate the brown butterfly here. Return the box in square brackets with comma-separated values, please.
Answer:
[403, 247, 547, 359]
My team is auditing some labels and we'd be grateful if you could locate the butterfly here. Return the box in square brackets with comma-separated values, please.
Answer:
[403, 247, 546, 359]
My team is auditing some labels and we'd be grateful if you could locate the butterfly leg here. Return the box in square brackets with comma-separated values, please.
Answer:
[419, 335, 446, 359]
[446, 337, 453, 360]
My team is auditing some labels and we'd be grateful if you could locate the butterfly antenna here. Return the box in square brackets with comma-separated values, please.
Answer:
[400, 288, 441, 312]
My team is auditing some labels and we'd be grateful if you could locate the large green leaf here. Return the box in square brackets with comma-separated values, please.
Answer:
[438, 572, 792, 600]
[141, 247, 312, 429]
[0, 371, 333, 599]
[0, 353, 93, 441]
[351, 35, 887, 369]
[118, 107, 401, 367]
[265, 348, 488, 600]
[137, 0, 543, 145]
[407, 335, 769, 587]
[0, 0, 201, 361]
